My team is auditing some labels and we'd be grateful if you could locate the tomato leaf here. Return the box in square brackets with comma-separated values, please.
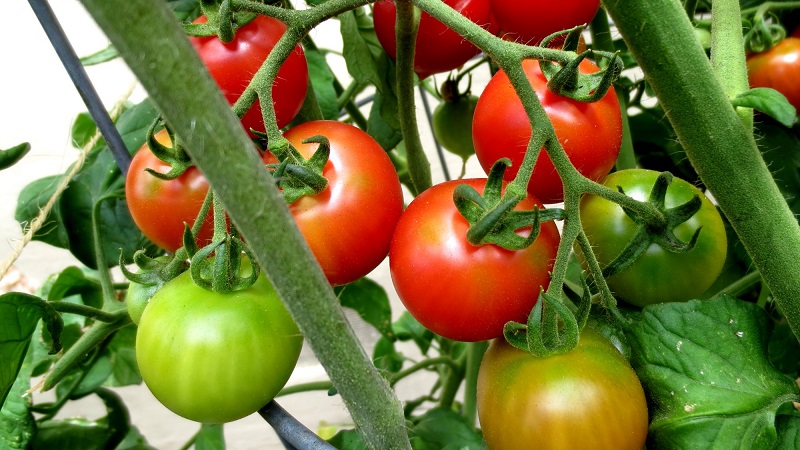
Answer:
[335, 278, 394, 340]
[0, 143, 31, 171]
[306, 49, 340, 120]
[392, 312, 435, 355]
[340, 8, 399, 130]
[104, 326, 141, 387]
[193, 423, 224, 450]
[733, 88, 797, 127]
[409, 407, 485, 449]
[626, 295, 800, 449]
[776, 415, 800, 449]
[15, 175, 70, 250]
[45, 267, 103, 309]
[366, 91, 403, 151]
[79, 46, 120, 66]
[327, 428, 368, 450]
[0, 329, 36, 450]
[71, 112, 102, 149]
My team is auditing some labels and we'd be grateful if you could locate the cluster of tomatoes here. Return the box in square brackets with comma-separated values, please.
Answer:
[121, 1, 741, 447]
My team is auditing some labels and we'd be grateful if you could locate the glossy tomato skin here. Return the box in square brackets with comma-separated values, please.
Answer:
[125, 131, 213, 253]
[477, 328, 648, 450]
[136, 262, 302, 423]
[579, 169, 727, 307]
[490, 0, 600, 45]
[473, 59, 622, 204]
[125, 280, 159, 325]
[276, 121, 404, 286]
[432, 94, 479, 160]
[389, 179, 560, 342]
[189, 15, 308, 133]
[747, 37, 800, 111]
[373, 0, 497, 78]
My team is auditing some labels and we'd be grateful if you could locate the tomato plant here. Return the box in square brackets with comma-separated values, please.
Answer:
[136, 261, 302, 424]
[275, 120, 405, 286]
[389, 178, 560, 342]
[189, 14, 308, 133]
[747, 37, 800, 111]
[125, 130, 214, 253]
[372, 0, 497, 78]
[489, 0, 600, 45]
[125, 280, 159, 325]
[477, 327, 649, 450]
[472, 58, 622, 204]
[579, 169, 728, 307]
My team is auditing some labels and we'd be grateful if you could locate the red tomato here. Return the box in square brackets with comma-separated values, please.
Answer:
[389, 179, 560, 342]
[189, 15, 308, 133]
[472, 59, 622, 204]
[373, 0, 497, 78]
[747, 37, 800, 111]
[275, 121, 405, 286]
[125, 130, 213, 253]
[490, 0, 600, 45]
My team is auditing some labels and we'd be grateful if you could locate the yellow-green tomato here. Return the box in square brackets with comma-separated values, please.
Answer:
[135, 264, 302, 423]
[125, 281, 160, 325]
[579, 169, 727, 307]
[477, 328, 649, 450]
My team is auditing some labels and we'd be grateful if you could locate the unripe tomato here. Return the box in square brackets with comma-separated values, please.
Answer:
[432, 94, 479, 160]
[477, 328, 649, 450]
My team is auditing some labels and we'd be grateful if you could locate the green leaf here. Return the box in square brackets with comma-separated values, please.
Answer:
[732, 88, 797, 127]
[71, 112, 102, 149]
[46, 266, 103, 309]
[115, 425, 156, 450]
[306, 49, 340, 120]
[168, 0, 202, 22]
[328, 428, 368, 450]
[194, 423, 225, 450]
[372, 336, 404, 375]
[392, 312, 435, 355]
[80, 46, 120, 66]
[0, 319, 39, 449]
[367, 90, 403, 151]
[409, 407, 485, 449]
[340, 8, 399, 129]
[776, 415, 800, 449]
[626, 295, 800, 449]
[769, 317, 800, 379]
[0, 293, 63, 408]
[30, 418, 111, 450]
[0, 143, 31, 171]
[335, 278, 394, 340]
[104, 325, 141, 387]
[15, 175, 69, 249]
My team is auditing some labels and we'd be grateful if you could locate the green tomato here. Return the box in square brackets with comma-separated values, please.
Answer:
[125, 280, 160, 325]
[432, 94, 478, 160]
[477, 328, 649, 450]
[135, 262, 302, 423]
[579, 169, 727, 307]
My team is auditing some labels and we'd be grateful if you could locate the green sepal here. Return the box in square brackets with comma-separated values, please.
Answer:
[140, 118, 192, 181]
[603, 171, 703, 278]
[269, 135, 331, 204]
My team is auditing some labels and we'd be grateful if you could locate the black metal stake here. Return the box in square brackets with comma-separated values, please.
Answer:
[28, 0, 132, 175]
[259, 401, 336, 450]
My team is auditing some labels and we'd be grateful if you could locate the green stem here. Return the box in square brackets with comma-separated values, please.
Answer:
[710, 0, 753, 130]
[43, 313, 131, 391]
[49, 302, 121, 323]
[336, 79, 363, 111]
[391, 356, 460, 387]
[92, 195, 122, 310]
[277, 380, 334, 397]
[717, 270, 762, 298]
[395, 0, 432, 195]
[79, 2, 411, 448]
[603, 0, 800, 341]
[437, 353, 465, 409]
[461, 341, 487, 427]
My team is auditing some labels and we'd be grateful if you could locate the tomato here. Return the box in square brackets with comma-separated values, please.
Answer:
[372, 0, 497, 78]
[274, 120, 405, 286]
[389, 179, 560, 342]
[432, 94, 479, 160]
[136, 261, 302, 423]
[125, 280, 159, 325]
[579, 169, 727, 307]
[189, 15, 308, 133]
[747, 37, 800, 111]
[477, 328, 648, 450]
[125, 130, 213, 253]
[472, 58, 622, 204]
[489, 0, 600, 45]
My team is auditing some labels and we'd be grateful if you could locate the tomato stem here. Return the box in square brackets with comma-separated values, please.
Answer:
[711, 0, 753, 130]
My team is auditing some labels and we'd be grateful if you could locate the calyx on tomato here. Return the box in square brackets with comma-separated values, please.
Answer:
[600, 171, 703, 279]
[539, 31, 623, 102]
[454, 160, 564, 250]
[267, 136, 331, 204]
